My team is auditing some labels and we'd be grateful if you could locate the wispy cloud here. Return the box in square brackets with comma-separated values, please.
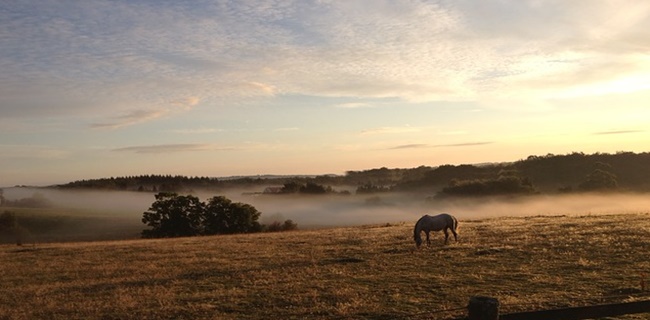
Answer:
[438, 142, 493, 147]
[170, 96, 200, 110]
[173, 128, 222, 134]
[594, 130, 643, 135]
[274, 127, 300, 132]
[334, 102, 373, 109]
[3, 0, 649, 117]
[389, 141, 493, 150]
[91, 109, 168, 129]
[361, 126, 423, 135]
[390, 144, 429, 150]
[112, 144, 223, 154]
[91, 95, 200, 129]
[0, 145, 69, 160]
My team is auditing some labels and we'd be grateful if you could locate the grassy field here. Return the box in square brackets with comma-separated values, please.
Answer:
[1, 207, 143, 243]
[1, 213, 649, 319]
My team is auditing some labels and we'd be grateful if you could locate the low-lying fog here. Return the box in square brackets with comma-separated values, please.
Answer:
[4, 187, 650, 229]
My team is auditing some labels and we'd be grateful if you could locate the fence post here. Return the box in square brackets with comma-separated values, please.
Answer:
[468, 296, 500, 320]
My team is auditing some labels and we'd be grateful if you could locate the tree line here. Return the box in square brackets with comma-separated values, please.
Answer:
[54, 151, 650, 196]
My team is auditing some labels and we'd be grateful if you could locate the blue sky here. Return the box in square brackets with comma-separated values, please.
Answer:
[1, 0, 650, 186]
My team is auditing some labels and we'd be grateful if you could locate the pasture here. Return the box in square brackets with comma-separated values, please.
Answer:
[1, 213, 649, 319]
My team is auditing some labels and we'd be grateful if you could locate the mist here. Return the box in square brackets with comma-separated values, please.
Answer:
[237, 192, 650, 227]
[3, 187, 154, 217]
[3, 187, 650, 241]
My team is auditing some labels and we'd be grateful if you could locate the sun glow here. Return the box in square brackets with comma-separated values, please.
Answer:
[554, 73, 650, 99]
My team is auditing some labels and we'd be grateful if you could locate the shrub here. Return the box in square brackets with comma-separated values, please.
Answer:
[265, 219, 298, 232]
[0, 211, 30, 245]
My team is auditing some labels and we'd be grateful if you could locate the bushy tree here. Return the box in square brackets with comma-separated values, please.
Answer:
[203, 196, 261, 234]
[300, 182, 329, 194]
[141, 193, 263, 238]
[141, 193, 204, 238]
[0, 211, 28, 245]
[578, 169, 618, 191]
[0, 211, 17, 230]
[280, 181, 302, 193]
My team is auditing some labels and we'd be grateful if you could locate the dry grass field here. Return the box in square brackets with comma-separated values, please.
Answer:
[1, 213, 649, 319]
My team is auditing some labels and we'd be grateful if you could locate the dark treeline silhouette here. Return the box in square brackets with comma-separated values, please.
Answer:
[55, 151, 650, 196]
[141, 192, 297, 238]
[0, 192, 52, 208]
[57, 174, 346, 193]
[396, 151, 650, 194]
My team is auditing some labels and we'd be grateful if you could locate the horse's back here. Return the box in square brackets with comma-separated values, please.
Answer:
[419, 213, 456, 231]
[431, 213, 455, 223]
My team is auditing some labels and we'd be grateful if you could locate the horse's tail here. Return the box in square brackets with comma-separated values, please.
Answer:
[452, 215, 459, 233]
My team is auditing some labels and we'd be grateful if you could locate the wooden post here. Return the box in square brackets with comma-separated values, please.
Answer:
[468, 296, 500, 320]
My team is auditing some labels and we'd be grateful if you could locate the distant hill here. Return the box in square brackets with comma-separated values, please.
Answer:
[54, 151, 650, 195]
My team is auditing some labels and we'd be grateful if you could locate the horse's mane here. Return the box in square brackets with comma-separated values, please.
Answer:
[413, 215, 428, 238]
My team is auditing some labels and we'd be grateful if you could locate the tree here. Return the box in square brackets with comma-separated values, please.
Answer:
[300, 182, 329, 194]
[282, 219, 298, 231]
[227, 202, 262, 233]
[141, 193, 204, 238]
[203, 196, 261, 234]
[438, 176, 535, 197]
[0, 211, 17, 231]
[281, 181, 302, 193]
[356, 183, 391, 194]
[266, 219, 298, 232]
[578, 169, 618, 191]
[0, 211, 27, 245]
[141, 193, 263, 238]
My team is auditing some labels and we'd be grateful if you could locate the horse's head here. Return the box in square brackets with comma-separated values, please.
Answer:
[414, 236, 423, 248]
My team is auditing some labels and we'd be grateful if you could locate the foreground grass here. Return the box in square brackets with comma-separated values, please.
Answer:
[1, 213, 649, 319]
[2, 207, 143, 243]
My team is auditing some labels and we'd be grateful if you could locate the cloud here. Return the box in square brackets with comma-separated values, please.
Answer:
[243, 82, 276, 96]
[90, 94, 201, 129]
[334, 102, 373, 109]
[170, 96, 200, 110]
[112, 144, 220, 154]
[2, 0, 650, 117]
[0, 145, 69, 160]
[594, 130, 643, 135]
[173, 128, 222, 134]
[437, 142, 493, 147]
[390, 144, 429, 150]
[91, 109, 168, 129]
[389, 141, 493, 150]
[273, 127, 300, 132]
[361, 126, 423, 135]
[440, 130, 469, 136]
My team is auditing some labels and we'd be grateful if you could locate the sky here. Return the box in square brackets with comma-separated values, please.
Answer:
[1, 0, 650, 187]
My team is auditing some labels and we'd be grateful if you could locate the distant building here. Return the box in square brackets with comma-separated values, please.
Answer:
[263, 186, 283, 194]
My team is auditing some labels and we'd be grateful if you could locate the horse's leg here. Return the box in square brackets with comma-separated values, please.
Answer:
[443, 228, 449, 244]
[452, 228, 458, 242]
[425, 231, 431, 246]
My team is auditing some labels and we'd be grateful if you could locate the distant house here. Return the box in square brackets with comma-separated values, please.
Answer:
[263, 186, 284, 194]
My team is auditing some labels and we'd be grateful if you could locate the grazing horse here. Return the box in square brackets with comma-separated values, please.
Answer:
[413, 213, 458, 248]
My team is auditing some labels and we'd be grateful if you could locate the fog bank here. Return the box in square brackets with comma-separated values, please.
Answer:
[4, 188, 650, 228]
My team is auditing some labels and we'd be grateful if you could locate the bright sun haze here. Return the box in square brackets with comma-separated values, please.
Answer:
[1, 1, 649, 186]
